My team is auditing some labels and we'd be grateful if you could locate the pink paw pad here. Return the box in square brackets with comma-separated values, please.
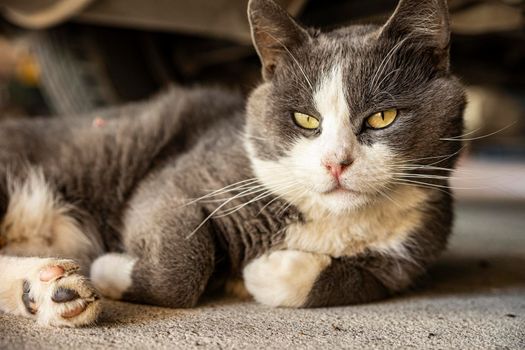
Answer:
[39, 266, 65, 282]
[61, 305, 87, 319]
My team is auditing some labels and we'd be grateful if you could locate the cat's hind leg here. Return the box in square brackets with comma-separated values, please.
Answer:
[0, 168, 102, 326]
[0, 256, 101, 327]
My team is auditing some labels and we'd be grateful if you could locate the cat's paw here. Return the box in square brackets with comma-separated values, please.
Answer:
[243, 250, 331, 308]
[21, 259, 101, 327]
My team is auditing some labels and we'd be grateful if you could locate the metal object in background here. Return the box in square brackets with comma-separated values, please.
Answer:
[0, 0, 94, 29]
[0, 0, 307, 43]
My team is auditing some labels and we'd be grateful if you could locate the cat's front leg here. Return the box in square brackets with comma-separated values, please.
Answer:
[243, 250, 390, 308]
[243, 250, 332, 307]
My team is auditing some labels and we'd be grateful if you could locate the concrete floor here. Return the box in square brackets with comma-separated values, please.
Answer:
[1, 201, 524, 349]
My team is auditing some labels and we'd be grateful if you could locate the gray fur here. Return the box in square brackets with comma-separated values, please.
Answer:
[0, 0, 464, 315]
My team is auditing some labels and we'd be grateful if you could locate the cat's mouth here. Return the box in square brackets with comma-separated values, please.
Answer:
[323, 185, 362, 196]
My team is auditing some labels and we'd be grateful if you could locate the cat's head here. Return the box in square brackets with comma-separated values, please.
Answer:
[244, 0, 465, 214]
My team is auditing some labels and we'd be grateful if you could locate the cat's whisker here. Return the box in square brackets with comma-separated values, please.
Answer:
[390, 146, 466, 166]
[181, 178, 260, 207]
[394, 173, 489, 181]
[276, 187, 308, 216]
[186, 184, 275, 238]
[357, 180, 401, 208]
[394, 164, 457, 172]
[214, 181, 299, 217]
[215, 190, 274, 218]
[391, 180, 451, 195]
[216, 187, 296, 218]
[393, 164, 482, 176]
[393, 177, 485, 190]
[439, 122, 516, 142]
[392, 173, 453, 180]
[199, 185, 270, 204]
[205, 177, 298, 208]
[442, 127, 482, 140]
[257, 190, 290, 215]
[378, 187, 402, 208]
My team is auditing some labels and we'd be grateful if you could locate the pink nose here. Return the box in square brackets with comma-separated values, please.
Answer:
[324, 159, 353, 179]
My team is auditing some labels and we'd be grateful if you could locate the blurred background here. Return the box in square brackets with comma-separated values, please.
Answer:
[0, 0, 523, 202]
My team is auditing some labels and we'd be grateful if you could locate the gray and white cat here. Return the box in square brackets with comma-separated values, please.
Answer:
[0, 0, 464, 327]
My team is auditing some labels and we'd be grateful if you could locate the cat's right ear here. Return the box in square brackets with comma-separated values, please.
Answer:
[248, 0, 310, 80]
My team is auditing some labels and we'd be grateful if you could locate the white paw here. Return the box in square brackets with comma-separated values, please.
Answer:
[90, 253, 136, 300]
[243, 250, 331, 308]
[21, 259, 101, 327]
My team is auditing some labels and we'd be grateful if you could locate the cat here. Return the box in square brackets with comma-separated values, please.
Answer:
[0, 0, 465, 327]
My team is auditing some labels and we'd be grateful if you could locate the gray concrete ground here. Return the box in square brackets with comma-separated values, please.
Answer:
[1, 201, 524, 349]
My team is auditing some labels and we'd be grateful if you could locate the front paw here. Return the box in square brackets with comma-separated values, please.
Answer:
[243, 250, 330, 308]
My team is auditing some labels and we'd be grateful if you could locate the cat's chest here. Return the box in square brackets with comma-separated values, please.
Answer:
[283, 189, 429, 258]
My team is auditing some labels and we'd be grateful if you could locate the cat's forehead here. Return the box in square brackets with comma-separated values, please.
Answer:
[276, 24, 385, 91]
[309, 25, 381, 67]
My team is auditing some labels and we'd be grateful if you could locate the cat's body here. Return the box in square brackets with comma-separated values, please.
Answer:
[0, 0, 465, 327]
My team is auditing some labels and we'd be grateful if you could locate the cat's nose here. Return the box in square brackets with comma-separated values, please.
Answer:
[324, 159, 353, 179]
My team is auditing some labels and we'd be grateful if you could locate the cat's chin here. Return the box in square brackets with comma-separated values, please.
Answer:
[309, 189, 372, 214]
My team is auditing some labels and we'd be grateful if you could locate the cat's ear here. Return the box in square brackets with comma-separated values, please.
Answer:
[248, 0, 310, 80]
[380, 0, 450, 69]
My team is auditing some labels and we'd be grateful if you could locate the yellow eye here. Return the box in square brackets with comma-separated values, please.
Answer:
[293, 112, 320, 130]
[366, 109, 398, 129]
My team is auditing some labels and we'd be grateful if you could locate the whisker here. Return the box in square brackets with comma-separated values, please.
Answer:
[185, 185, 269, 238]
[390, 146, 466, 165]
[256, 184, 306, 215]
[276, 188, 308, 216]
[393, 178, 484, 190]
[180, 178, 260, 207]
[440, 122, 517, 142]
[391, 180, 451, 195]
[443, 127, 482, 140]
[215, 182, 298, 217]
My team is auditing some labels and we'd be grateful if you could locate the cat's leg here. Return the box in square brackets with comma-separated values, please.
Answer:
[244, 208, 447, 307]
[243, 250, 416, 308]
[0, 168, 102, 326]
[91, 187, 216, 308]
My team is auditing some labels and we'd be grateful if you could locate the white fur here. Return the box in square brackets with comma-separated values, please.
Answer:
[91, 253, 136, 300]
[0, 168, 98, 268]
[313, 65, 351, 159]
[243, 250, 330, 307]
[284, 185, 429, 258]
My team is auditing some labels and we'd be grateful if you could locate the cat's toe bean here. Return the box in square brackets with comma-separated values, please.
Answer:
[52, 288, 80, 303]
[39, 265, 65, 282]
[61, 304, 88, 319]
[21, 280, 37, 314]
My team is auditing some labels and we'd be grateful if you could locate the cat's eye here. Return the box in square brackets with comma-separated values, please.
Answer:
[293, 112, 320, 130]
[366, 109, 398, 129]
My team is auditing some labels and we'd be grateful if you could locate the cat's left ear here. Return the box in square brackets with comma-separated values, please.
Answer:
[379, 0, 450, 70]
[248, 0, 310, 80]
